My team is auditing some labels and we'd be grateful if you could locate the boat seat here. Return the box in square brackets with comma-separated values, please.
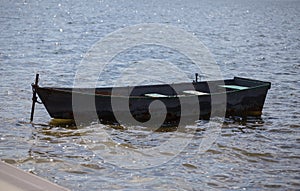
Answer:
[183, 90, 208, 96]
[144, 93, 186, 98]
[219, 85, 249, 90]
[144, 93, 169, 98]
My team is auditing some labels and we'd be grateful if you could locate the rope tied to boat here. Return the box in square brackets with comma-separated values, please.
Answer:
[31, 84, 42, 104]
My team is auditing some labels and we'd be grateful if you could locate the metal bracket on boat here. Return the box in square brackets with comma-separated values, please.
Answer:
[193, 73, 200, 83]
[30, 73, 40, 122]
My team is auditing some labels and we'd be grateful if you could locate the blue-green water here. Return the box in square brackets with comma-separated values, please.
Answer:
[0, 0, 299, 190]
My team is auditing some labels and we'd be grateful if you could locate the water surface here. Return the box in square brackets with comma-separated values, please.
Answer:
[0, 0, 299, 190]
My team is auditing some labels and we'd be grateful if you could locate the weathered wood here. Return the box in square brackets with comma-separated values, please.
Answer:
[0, 160, 69, 191]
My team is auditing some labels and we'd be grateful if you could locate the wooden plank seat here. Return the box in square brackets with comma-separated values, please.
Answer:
[219, 85, 249, 90]
[182, 90, 209, 96]
[144, 93, 169, 98]
[144, 93, 186, 98]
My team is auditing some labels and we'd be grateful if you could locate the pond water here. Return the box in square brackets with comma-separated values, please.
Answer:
[0, 0, 299, 190]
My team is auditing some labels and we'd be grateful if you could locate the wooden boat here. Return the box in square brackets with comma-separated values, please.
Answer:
[30, 74, 271, 125]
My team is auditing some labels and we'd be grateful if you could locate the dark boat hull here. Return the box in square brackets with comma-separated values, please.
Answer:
[34, 77, 271, 125]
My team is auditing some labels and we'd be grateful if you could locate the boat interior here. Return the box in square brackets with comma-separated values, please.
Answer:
[45, 77, 269, 98]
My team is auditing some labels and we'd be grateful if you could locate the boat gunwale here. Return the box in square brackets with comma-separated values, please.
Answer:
[37, 82, 271, 99]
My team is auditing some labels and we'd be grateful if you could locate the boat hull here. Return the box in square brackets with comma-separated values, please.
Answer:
[34, 77, 271, 125]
